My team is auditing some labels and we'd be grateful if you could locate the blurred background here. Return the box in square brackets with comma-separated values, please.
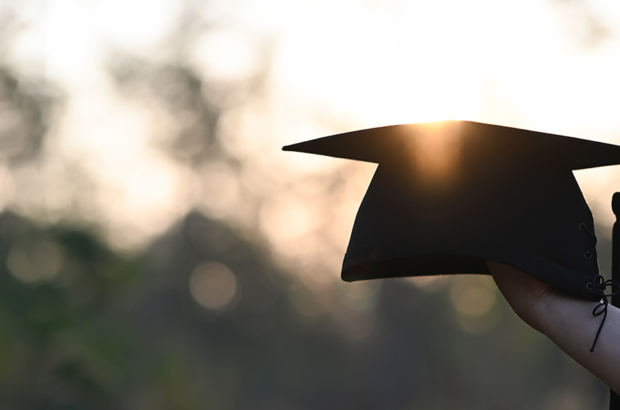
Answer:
[0, 0, 619, 409]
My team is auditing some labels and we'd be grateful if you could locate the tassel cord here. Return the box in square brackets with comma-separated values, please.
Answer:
[590, 274, 620, 352]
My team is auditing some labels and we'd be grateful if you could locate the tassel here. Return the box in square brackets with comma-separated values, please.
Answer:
[589, 275, 619, 352]
[608, 192, 620, 410]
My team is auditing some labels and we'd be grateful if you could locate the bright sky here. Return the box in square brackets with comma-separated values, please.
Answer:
[5, 0, 620, 254]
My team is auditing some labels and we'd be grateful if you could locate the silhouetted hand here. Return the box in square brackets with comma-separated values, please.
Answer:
[487, 260, 557, 333]
[487, 260, 620, 393]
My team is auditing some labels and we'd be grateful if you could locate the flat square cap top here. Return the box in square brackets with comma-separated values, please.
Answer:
[283, 120, 620, 171]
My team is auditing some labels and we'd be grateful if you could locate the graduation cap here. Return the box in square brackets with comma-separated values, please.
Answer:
[284, 120, 620, 296]
[284, 120, 620, 408]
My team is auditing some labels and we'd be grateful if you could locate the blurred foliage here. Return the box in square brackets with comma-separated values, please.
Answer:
[0, 67, 53, 166]
[108, 8, 271, 172]
[111, 60, 224, 167]
[0, 212, 139, 409]
[0, 210, 609, 409]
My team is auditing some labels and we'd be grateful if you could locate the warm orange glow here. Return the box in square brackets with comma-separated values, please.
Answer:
[408, 121, 464, 184]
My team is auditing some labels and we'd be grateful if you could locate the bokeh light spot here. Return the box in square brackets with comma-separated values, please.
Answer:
[450, 275, 499, 334]
[407, 275, 452, 293]
[189, 261, 238, 311]
[453, 287, 496, 318]
[7, 239, 64, 283]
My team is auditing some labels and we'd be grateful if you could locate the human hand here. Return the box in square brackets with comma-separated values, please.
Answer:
[487, 260, 620, 393]
[487, 260, 563, 333]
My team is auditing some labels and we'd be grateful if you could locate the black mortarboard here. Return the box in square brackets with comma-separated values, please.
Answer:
[283, 120, 620, 302]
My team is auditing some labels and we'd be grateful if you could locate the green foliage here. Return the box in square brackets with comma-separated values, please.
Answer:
[0, 211, 609, 409]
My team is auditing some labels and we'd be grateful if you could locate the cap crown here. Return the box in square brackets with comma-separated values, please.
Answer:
[283, 121, 620, 300]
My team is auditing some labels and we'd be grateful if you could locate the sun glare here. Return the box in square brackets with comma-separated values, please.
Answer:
[408, 121, 464, 184]
[272, 1, 491, 128]
[9, 0, 620, 262]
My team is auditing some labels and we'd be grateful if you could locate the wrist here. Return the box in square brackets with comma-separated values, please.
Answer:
[537, 293, 600, 347]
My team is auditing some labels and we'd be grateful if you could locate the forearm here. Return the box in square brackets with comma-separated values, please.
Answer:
[488, 260, 620, 392]
[540, 294, 620, 393]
